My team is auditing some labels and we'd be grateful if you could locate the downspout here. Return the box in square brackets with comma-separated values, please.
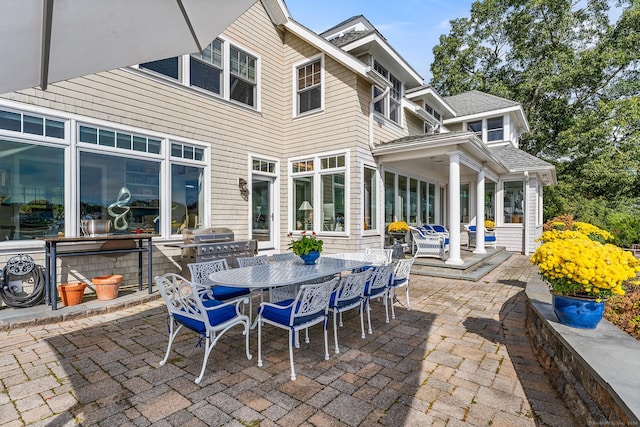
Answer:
[369, 87, 390, 151]
[523, 171, 529, 255]
[369, 86, 389, 248]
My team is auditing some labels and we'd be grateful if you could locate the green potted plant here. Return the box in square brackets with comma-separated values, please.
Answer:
[530, 221, 640, 329]
[288, 231, 323, 264]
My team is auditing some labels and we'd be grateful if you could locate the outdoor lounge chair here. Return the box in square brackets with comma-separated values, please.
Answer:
[465, 225, 497, 249]
[256, 277, 337, 381]
[329, 269, 370, 354]
[410, 226, 449, 260]
[155, 273, 251, 384]
[389, 255, 417, 319]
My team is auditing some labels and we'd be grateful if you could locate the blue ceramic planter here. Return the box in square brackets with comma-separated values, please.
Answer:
[300, 251, 320, 265]
[552, 294, 605, 329]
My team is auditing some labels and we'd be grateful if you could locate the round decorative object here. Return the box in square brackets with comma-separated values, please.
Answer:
[300, 251, 320, 265]
[552, 293, 605, 329]
[92, 274, 123, 300]
[57, 282, 87, 306]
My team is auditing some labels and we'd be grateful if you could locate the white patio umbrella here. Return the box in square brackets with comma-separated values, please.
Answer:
[0, 0, 257, 94]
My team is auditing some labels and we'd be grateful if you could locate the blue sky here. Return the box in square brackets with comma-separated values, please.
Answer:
[285, 0, 476, 83]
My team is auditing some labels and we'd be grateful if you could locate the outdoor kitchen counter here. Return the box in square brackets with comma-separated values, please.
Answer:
[39, 234, 158, 310]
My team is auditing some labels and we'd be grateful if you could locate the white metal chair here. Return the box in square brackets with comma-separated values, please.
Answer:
[188, 259, 253, 319]
[256, 277, 337, 381]
[155, 273, 251, 384]
[272, 252, 297, 262]
[389, 255, 417, 319]
[363, 264, 394, 334]
[329, 269, 370, 354]
[237, 254, 270, 267]
[365, 248, 393, 264]
[410, 226, 448, 260]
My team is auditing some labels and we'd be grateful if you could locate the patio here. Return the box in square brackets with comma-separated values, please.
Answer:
[0, 254, 578, 426]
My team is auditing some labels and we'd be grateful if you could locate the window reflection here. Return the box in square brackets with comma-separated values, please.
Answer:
[171, 164, 204, 234]
[0, 140, 64, 240]
[80, 152, 160, 233]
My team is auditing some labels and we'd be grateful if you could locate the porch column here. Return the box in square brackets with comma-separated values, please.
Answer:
[475, 168, 486, 254]
[446, 151, 463, 265]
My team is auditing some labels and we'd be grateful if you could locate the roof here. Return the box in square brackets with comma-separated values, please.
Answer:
[443, 90, 520, 117]
[328, 30, 376, 48]
[489, 144, 554, 171]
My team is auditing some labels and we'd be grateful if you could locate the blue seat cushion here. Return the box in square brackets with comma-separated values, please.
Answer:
[364, 283, 387, 298]
[212, 286, 250, 301]
[260, 299, 324, 326]
[329, 291, 361, 310]
[390, 278, 407, 288]
[174, 299, 237, 334]
[485, 235, 497, 242]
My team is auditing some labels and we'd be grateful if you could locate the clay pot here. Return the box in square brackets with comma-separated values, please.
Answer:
[57, 282, 87, 306]
[92, 274, 123, 301]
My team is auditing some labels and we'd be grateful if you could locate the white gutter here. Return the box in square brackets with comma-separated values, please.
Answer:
[369, 87, 390, 150]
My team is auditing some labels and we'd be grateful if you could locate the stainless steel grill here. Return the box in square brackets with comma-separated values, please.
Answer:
[180, 228, 258, 276]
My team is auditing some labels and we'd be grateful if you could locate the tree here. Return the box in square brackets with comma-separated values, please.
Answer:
[430, 0, 640, 237]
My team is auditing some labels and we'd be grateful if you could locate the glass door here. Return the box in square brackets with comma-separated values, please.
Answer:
[252, 177, 274, 249]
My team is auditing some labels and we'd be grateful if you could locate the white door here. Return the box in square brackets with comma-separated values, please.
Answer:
[252, 177, 275, 249]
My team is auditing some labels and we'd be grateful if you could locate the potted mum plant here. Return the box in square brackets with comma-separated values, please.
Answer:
[530, 219, 640, 329]
[288, 231, 323, 265]
[387, 221, 410, 259]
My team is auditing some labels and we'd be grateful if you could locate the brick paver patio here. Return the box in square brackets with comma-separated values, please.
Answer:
[0, 254, 577, 426]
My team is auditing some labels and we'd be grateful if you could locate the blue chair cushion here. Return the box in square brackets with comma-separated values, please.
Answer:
[329, 291, 361, 310]
[174, 299, 237, 334]
[485, 235, 497, 242]
[212, 286, 250, 300]
[260, 299, 324, 326]
[390, 278, 407, 288]
[364, 283, 387, 298]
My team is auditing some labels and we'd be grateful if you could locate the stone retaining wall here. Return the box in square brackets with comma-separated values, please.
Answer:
[525, 278, 639, 426]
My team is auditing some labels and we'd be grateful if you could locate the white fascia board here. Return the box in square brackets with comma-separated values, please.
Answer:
[444, 105, 529, 132]
[340, 33, 423, 86]
[406, 87, 457, 117]
[261, 0, 290, 26]
[284, 20, 371, 79]
[402, 98, 435, 123]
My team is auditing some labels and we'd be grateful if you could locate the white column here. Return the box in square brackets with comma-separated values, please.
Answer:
[475, 168, 486, 254]
[446, 152, 463, 265]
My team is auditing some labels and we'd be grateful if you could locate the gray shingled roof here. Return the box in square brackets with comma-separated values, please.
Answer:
[444, 90, 520, 116]
[328, 30, 375, 48]
[489, 144, 553, 171]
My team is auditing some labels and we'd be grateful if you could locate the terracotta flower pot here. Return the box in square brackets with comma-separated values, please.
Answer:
[57, 282, 87, 306]
[92, 274, 123, 301]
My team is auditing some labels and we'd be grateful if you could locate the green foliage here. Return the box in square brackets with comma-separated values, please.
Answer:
[606, 209, 640, 248]
[431, 0, 640, 237]
[287, 231, 323, 255]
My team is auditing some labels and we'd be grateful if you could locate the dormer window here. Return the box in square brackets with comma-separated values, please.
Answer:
[372, 60, 402, 124]
[467, 117, 504, 142]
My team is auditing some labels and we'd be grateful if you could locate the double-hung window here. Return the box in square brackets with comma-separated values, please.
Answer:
[139, 38, 259, 109]
[229, 46, 257, 107]
[291, 153, 347, 233]
[190, 39, 223, 94]
[296, 58, 322, 115]
[373, 60, 402, 124]
[487, 117, 504, 141]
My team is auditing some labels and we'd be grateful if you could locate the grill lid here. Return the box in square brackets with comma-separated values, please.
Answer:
[182, 227, 234, 244]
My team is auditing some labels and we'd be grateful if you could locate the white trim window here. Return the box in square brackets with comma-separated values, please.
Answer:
[296, 57, 323, 115]
[138, 38, 259, 109]
[363, 165, 377, 232]
[290, 152, 348, 234]
[373, 60, 402, 124]
[466, 116, 504, 142]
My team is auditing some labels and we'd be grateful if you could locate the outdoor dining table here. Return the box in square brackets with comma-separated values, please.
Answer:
[207, 255, 373, 290]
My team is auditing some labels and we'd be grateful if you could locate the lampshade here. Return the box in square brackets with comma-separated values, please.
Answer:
[298, 201, 313, 211]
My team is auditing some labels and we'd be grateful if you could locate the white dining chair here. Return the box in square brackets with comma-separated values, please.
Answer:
[388, 255, 417, 319]
[329, 269, 370, 353]
[365, 248, 393, 264]
[363, 264, 394, 334]
[236, 254, 270, 267]
[256, 277, 337, 381]
[155, 273, 251, 384]
[188, 259, 252, 318]
[272, 252, 297, 262]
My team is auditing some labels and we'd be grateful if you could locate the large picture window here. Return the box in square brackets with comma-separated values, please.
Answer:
[0, 140, 65, 240]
